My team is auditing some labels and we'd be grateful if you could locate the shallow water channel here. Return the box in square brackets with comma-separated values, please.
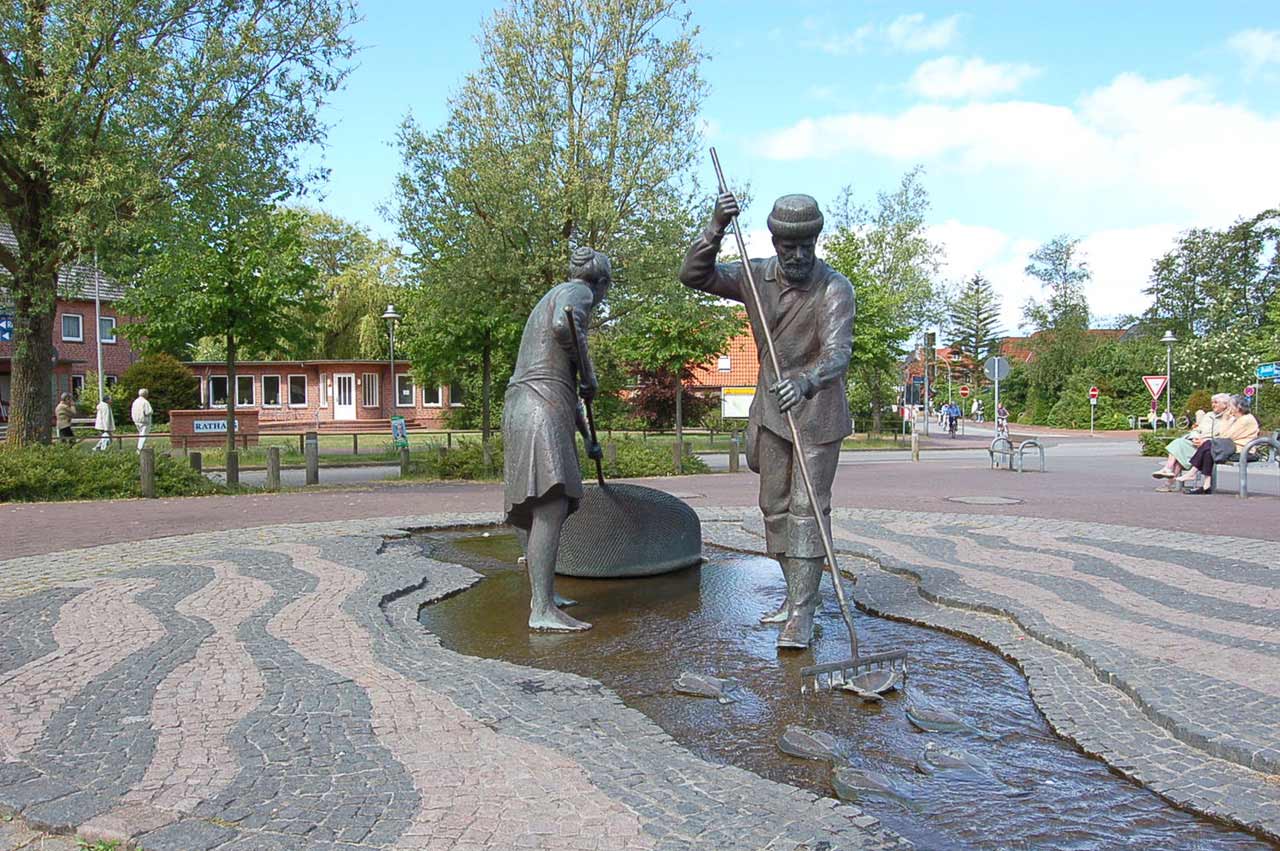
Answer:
[416, 531, 1272, 851]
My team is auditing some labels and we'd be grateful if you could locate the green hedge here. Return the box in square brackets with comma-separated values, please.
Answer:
[1138, 432, 1170, 457]
[0, 446, 225, 502]
[408, 435, 710, 481]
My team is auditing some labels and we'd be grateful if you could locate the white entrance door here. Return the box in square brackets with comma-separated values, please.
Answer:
[334, 374, 356, 421]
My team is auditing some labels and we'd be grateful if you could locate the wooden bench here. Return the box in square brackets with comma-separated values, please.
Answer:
[1211, 431, 1280, 499]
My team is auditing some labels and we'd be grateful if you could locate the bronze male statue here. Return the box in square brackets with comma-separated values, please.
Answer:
[503, 247, 609, 631]
[679, 191, 854, 649]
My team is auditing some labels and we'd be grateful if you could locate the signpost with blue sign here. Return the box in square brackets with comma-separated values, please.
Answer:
[1256, 362, 1279, 380]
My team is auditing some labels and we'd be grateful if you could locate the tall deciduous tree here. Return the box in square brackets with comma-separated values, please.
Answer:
[947, 273, 1002, 383]
[391, 0, 708, 459]
[122, 204, 322, 455]
[0, 0, 355, 445]
[1021, 236, 1094, 416]
[823, 168, 944, 430]
[1143, 208, 1279, 339]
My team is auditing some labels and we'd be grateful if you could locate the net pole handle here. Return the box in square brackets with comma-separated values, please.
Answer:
[709, 148, 859, 656]
[564, 305, 604, 486]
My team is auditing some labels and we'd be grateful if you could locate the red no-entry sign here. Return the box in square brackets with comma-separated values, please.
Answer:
[959, 385, 971, 398]
[1089, 386, 1099, 400]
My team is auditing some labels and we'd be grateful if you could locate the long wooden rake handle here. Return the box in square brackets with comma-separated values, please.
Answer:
[708, 148, 861, 659]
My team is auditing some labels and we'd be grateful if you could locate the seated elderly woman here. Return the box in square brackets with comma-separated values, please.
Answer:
[1177, 394, 1260, 495]
[1153, 393, 1232, 481]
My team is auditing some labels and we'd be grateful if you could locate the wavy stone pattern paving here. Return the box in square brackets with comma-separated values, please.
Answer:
[267, 543, 654, 851]
[125, 562, 272, 813]
[0, 579, 162, 760]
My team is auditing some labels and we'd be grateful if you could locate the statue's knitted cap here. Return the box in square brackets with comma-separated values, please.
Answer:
[767, 194, 823, 240]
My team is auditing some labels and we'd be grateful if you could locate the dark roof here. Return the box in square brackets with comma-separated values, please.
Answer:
[0, 223, 126, 303]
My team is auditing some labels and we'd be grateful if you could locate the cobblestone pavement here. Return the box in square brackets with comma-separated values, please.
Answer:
[701, 509, 1280, 844]
[0, 508, 1276, 848]
[0, 514, 908, 851]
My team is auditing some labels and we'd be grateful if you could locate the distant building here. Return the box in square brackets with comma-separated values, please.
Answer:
[688, 318, 760, 418]
[183, 360, 464, 431]
[0, 226, 142, 421]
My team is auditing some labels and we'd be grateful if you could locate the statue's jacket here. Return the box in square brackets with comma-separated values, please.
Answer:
[679, 226, 855, 464]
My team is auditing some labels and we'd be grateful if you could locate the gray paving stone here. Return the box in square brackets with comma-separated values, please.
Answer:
[21, 790, 112, 835]
[138, 818, 236, 850]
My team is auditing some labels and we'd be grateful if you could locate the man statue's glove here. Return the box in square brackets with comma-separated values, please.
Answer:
[771, 375, 813, 413]
[588, 442, 604, 461]
[712, 190, 740, 232]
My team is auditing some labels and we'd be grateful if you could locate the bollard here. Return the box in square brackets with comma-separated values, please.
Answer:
[266, 446, 281, 491]
[729, 436, 740, 473]
[298, 433, 305, 455]
[604, 442, 617, 468]
[400, 446, 411, 477]
[226, 451, 239, 487]
[189, 451, 202, 474]
[304, 431, 319, 485]
[139, 447, 156, 498]
[672, 440, 682, 474]
[911, 431, 920, 462]
[352, 433, 359, 455]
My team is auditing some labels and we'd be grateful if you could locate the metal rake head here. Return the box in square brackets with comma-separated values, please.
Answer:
[800, 650, 908, 694]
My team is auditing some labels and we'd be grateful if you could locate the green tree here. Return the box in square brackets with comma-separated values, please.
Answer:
[823, 168, 944, 430]
[1021, 236, 1093, 418]
[946, 273, 1002, 383]
[0, 0, 355, 445]
[115, 354, 200, 426]
[122, 205, 322, 455]
[1144, 209, 1279, 339]
[391, 0, 708, 460]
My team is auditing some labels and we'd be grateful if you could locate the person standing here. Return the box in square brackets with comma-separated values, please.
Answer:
[55, 393, 76, 445]
[503, 248, 609, 632]
[131, 388, 153, 452]
[93, 394, 115, 451]
[679, 190, 854, 650]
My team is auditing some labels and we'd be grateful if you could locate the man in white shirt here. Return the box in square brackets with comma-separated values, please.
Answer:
[131, 388, 153, 451]
[94, 394, 115, 451]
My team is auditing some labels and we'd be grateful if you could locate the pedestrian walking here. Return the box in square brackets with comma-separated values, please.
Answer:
[55, 393, 76, 445]
[94, 394, 115, 451]
[132, 388, 153, 451]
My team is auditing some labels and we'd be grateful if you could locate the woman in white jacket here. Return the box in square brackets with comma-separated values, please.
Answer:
[93, 395, 115, 451]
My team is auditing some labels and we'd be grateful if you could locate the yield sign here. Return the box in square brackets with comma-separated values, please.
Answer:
[1142, 375, 1168, 400]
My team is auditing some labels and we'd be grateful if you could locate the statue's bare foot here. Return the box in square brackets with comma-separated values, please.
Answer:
[553, 592, 578, 608]
[529, 607, 592, 632]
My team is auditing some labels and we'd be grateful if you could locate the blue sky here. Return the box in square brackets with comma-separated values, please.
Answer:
[304, 1, 1280, 331]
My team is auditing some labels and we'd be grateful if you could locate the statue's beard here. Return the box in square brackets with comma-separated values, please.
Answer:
[780, 257, 814, 281]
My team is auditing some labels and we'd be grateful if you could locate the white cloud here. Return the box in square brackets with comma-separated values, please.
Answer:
[802, 13, 957, 56]
[1228, 29, 1280, 75]
[929, 219, 1185, 331]
[908, 56, 1040, 99]
[754, 73, 1280, 224]
[886, 13, 961, 52]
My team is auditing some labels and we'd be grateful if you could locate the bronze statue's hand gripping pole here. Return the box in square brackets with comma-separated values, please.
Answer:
[708, 148, 860, 659]
[564, 305, 605, 487]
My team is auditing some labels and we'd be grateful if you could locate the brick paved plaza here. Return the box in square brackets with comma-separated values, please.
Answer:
[0, 443, 1276, 849]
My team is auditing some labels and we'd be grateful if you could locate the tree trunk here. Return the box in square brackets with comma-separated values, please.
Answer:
[481, 335, 492, 470]
[865, 367, 884, 433]
[5, 282, 57, 446]
[674, 368, 683, 474]
[225, 333, 237, 457]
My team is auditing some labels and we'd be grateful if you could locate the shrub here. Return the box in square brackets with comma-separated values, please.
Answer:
[115, 354, 200, 425]
[0, 446, 225, 502]
[408, 434, 709, 481]
[1138, 432, 1169, 457]
[1181, 389, 1213, 425]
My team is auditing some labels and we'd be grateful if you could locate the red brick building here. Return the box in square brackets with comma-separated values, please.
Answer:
[184, 360, 464, 431]
[687, 318, 761, 418]
[0, 227, 142, 421]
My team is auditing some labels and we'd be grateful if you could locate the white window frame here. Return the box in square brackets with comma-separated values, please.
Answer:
[61, 313, 83, 342]
[423, 384, 442, 407]
[209, 375, 228, 408]
[395, 374, 415, 408]
[99, 316, 117, 344]
[288, 374, 308, 408]
[70, 375, 85, 399]
[236, 375, 255, 407]
[717, 355, 731, 371]
[449, 383, 465, 408]
[261, 374, 282, 407]
[319, 373, 328, 407]
[361, 372, 379, 408]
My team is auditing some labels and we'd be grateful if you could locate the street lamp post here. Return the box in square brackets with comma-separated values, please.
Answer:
[1160, 329, 1177, 423]
[382, 304, 402, 414]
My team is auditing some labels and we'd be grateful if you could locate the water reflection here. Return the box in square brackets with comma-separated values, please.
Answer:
[420, 531, 1271, 851]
